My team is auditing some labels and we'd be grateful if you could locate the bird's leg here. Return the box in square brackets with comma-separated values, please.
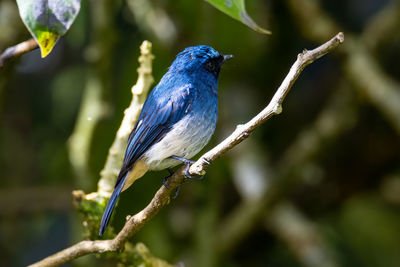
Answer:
[172, 180, 186, 199]
[162, 167, 184, 199]
[166, 155, 203, 199]
[170, 155, 196, 179]
[170, 155, 205, 180]
[162, 168, 175, 189]
[167, 168, 174, 175]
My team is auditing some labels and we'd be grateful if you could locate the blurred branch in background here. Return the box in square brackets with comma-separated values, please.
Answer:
[68, 0, 120, 190]
[344, 40, 400, 135]
[217, 83, 356, 254]
[68, 75, 108, 190]
[29, 32, 344, 267]
[380, 172, 400, 206]
[0, 38, 38, 67]
[126, 0, 177, 46]
[266, 202, 338, 267]
[363, 0, 400, 51]
[0, 186, 71, 216]
[277, 83, 356, 169]
[0, 0, 24, 46]
[230, 140, 270, 202]
[287, 0, 400, 135]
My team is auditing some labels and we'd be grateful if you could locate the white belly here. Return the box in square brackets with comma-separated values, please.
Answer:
[142, 114, 215, 170]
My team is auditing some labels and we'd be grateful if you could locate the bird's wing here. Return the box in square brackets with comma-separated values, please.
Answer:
[115, 85, 196, 188]
[99, 85, 195, 235]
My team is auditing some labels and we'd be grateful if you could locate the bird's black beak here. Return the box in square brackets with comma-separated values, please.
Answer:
[222, 54, 233, 62]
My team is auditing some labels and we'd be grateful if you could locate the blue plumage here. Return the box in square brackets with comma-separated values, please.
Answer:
[99, 45, 232, 235]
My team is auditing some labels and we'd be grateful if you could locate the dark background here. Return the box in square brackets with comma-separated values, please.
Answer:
[1, 0, 400, 266]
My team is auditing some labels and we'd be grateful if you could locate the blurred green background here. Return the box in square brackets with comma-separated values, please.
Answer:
[1, 0, 400, 266]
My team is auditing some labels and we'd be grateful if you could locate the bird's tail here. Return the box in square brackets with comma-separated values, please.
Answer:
[99, 173, 127, 236]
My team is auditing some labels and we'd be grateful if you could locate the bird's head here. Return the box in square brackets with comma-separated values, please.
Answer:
[171, 45, 233, 78]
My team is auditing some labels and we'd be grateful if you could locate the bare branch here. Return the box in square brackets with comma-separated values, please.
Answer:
[29, 168, 185, 267]
[29, 240, 112, 267]
[29, 32, 344, 267]
[0, 39, 38, 67]
[189, 32, 344, 175]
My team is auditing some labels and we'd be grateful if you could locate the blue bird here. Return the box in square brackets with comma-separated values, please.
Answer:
[99, 45, 232, 235]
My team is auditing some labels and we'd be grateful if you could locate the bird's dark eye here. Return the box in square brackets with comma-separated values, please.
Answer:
[205, 60, 216, 72]
[204, 56, 224, 75]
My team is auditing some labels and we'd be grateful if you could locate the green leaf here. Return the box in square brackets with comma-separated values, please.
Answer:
[205, 0, 271, 34]
[16, 0, 81, 58]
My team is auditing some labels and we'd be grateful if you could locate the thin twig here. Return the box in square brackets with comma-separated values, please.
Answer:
[0, 39, 38, 67]
[29, 32, 344, 267]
